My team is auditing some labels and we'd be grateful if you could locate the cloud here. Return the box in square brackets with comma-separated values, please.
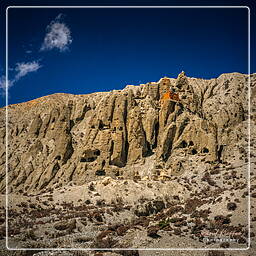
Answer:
[40, 14, 72, 52]
[0, 75, 13, 96]
[14, 61, 41, 81]
[1, 13, 72, 97]
[0, 61, 42, 96]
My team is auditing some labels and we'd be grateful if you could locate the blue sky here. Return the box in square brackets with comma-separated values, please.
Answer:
[0, 2, 253, 107]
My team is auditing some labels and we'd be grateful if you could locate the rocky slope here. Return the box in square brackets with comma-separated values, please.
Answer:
[0, 71, 255, 254]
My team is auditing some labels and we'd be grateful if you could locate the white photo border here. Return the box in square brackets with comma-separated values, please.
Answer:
[5, 5, 251, 251]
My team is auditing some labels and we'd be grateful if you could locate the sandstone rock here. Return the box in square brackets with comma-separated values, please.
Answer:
[157, 123, 176, 161]
[28, 114, 42, 136]
[142, 82, 159, 100]
[0, 72, 254, 192]
[175, 71, 188, 89]
[127, 106, 148, 163]
[110, 95, 127, 167]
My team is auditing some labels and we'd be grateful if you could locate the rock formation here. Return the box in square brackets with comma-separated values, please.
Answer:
[0, 72, 253, 193]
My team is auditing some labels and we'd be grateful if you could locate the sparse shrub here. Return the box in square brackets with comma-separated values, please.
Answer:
[118, 250, 140, 256]
[85, 199, 91, 204]
[93, 230, 116, 248]
[0, 227, 5, 240]
[116, 225, 129, 236]
[22, 229, 37, 241]
[173, 228, 182, 235]
[147, 226, 160, 238]
[214, 215, 231, 225]
[54, 219, 76, 231]
[20, 202, 27, 208]
[132, 216, 149, 227]
[208, 251, 225, 256]
[74, 236, 91, 243]
[220, 242, 230, 248]
[42, 200, 49, 206]
[169, 217, 180, 223]
[94, 236, 116, 248]
[88, 182, 95, 191]
[202, 172, 216, 186]
[184, 198, 206, 214]
[92, 211, 103, 222]
[29, 203, 36, 209]
[96, 199, 105, 206]
[134, 199, 165, 217]
[97, 230, 112, 240]
[147, 183, 153, 188]
[0, 217, 5, 225]
[227, 202, 237, 211]
[158, 218, 171, 229]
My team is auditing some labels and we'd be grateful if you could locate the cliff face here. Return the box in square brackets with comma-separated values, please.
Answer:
[0, 72, 254, 193]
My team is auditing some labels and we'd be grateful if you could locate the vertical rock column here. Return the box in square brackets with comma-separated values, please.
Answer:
[127, 106, 148, 163]
[110, 95, 128, 167]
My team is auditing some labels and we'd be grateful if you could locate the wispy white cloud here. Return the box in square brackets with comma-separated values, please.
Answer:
[0, 75, 13, 96]
[0, 61, 42, 96]
[14, 61, 41, 80]
[1, 13, 72, 97]
[40, 14, 72, 52]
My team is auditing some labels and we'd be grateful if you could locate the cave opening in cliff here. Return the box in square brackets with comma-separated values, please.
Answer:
[189, 141, 194, 146]
[202, 147, 209, 153]
[217, 145, 224, 162]
[152, 121, 159, 149]
[181, 140, 188, 148]
[95, 170, 106, 176]
[191, 148, 197, 155]
[98, 120, 104, 130]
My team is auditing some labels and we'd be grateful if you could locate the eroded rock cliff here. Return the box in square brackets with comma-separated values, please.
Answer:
[0, 72, 253, 193]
